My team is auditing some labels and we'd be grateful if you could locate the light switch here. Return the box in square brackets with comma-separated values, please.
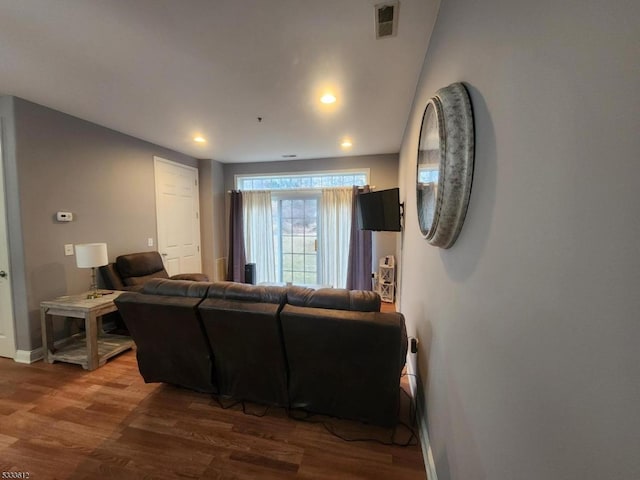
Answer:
[64, 244, 74, 256]
[147, 238, 154, 247]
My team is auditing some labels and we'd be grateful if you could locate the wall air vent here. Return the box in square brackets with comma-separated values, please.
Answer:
[375, 1, 399, 39]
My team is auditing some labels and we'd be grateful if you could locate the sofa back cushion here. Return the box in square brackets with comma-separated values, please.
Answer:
[116, 251, 169, 286]
[286, 286, 381, 312]
[206, 281, 288, 305]
[142, 278, 210, 298]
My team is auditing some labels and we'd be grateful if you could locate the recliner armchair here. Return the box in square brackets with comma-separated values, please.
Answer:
[100, 251, 208, 292]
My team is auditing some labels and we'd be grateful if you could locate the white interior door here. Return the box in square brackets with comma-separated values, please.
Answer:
[0, 118, 17, 359]
[154, 157, 202, 276]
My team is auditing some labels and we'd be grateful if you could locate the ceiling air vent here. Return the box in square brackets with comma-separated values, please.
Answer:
[375, 1, 399, 39]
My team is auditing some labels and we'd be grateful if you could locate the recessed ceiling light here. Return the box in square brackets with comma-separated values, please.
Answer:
[320, 93, 337, 104]
[193, 136, 206, 143]
[341, 139, 353, 148]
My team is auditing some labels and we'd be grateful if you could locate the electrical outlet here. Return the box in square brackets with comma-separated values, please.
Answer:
[64, 244, 74, 256]
[410, 337, 419, 354]
[147, 238, 154, 247]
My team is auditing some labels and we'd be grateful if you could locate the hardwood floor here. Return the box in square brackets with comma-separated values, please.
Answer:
[0, 351, 425, 479]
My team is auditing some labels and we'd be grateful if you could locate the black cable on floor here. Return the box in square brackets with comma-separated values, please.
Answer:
[286, 385, 419, 447]
[211, 386, 419, 447]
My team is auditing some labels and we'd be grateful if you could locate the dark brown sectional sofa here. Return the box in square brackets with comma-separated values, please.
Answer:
[115, 278, 407, 426]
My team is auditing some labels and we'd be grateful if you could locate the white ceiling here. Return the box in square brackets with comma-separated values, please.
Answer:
[0, 0, 438, 163]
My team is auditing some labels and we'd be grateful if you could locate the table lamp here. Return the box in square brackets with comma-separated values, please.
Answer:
[75, 243, 109, 299]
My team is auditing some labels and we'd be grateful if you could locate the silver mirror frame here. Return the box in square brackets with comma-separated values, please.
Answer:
[416, 82, 474, 248]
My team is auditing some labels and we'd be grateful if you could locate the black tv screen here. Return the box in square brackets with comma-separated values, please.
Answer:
[357, 188, 402, 231]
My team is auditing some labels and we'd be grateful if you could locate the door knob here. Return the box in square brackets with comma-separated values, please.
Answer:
[161, 253, 168, 257]
[0, 270, 7, 278]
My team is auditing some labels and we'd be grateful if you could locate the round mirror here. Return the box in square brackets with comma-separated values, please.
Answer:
[417, 99, 444, 239]
[416, 83, 474, 248]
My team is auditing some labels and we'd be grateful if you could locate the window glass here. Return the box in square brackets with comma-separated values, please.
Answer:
[236, 171, 368, 191]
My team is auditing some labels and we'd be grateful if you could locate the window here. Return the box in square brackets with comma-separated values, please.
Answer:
[418, 165, 439, 184]
[237, 170, 368, 286]
[237, 171, 368, 191]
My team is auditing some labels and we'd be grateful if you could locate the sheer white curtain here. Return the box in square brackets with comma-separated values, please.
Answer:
[319, 188, 353, 288]
[243, 190, 276, 283]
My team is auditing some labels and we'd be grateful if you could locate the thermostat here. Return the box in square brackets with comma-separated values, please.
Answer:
[56, 211, 73, 222]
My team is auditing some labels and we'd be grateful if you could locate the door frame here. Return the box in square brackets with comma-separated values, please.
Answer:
[0, 117, 17, 359]
[153, 156, 202, 274]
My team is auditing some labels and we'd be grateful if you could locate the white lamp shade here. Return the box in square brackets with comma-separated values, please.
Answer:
[75, 243, 108, 268]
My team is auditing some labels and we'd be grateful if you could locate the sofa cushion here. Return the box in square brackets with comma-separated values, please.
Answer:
[286, 286, 381, 312]
[141, 278, 211, 298]
[206, 281, 288, 304]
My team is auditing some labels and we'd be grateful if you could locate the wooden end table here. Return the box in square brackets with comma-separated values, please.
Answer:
[40, 291, 134, 371]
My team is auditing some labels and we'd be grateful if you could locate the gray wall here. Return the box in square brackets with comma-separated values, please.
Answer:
[398, 1, 640, 479]
[8, 97, 201, 350]
[198, 158, 226, 281]
[223, 153, 400, 277]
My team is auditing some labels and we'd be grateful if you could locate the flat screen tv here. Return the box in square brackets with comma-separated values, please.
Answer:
[357, 188, 402, 231]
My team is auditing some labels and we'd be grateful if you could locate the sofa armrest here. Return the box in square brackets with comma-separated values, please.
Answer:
[170, 273, 209, 282]
[99, 263, 126, 290]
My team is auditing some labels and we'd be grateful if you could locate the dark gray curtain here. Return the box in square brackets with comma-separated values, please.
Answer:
[346, 185, 372, 290]
[226, 190, 246, 282]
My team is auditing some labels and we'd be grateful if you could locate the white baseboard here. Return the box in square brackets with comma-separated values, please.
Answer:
[14, 347, 43, 364]
[407, 361, 439, 480]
